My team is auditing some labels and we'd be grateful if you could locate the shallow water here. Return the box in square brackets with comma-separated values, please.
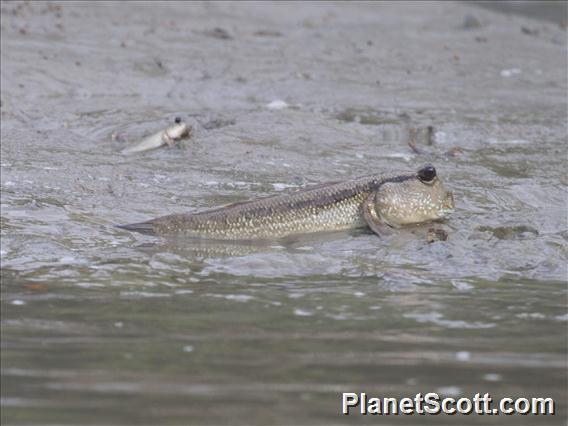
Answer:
[1, 2, 567, 425]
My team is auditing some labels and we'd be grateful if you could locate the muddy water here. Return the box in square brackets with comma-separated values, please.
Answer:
[1, 2, 567, 425]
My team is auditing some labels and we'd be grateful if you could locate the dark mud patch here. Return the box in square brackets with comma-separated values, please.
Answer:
[477, 225, 540, 240]
[335, 108, 409, 125]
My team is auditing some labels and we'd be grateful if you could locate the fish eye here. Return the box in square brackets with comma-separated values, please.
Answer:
[418, 165, 436, 183]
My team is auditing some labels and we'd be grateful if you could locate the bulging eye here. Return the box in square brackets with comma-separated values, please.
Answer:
[418, 165, 436, 182]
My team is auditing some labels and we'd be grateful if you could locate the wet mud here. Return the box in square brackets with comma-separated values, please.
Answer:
[1, 2, 567, 425]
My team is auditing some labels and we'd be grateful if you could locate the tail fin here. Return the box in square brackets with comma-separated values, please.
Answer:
[116, 221, 156, 235]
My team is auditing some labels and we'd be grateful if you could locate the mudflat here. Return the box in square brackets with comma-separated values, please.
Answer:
[1, 2, 566, 425]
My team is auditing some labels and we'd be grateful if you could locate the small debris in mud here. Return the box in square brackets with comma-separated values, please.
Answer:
[266, 100, 289, 110]
[111, 132, 126, 143]
[462, 14, 481, 30]
[427, 228, 448, 243]
[335, 108, 402, 125]
[134, 58, 168, 76]
[407, 126, 435, 155]
[202, 117, 236, 130]
[426, 125, 434, 144]
[23, 283, 48, 292]
[407, 128, 422, 154]
[445, 147, 463, 158]
[475, 36, 488, 43]
[235, 76, 247, 83]
[41, 3, 62, 15]
[500, 68, 521, 78]
[5, 2, 26, 16]
[204, 27, 232, 40]
[477, 225, 539, 240]
[254, 30, 283, 37]
[521, 26, 539, 36]
[433, 130, 447, 144]
[302, 19, 315, 29]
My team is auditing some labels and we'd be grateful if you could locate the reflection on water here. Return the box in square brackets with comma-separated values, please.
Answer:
[1, 1, 567, 425]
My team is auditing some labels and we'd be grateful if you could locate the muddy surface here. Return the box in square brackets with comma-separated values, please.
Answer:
[1, 2, 567, 425]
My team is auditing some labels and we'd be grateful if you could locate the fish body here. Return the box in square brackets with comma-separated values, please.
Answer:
[119, 166, 454, 240]
[121, 121, 190, 155]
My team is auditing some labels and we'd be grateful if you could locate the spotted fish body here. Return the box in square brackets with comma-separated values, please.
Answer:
[120, 167, 454, 240]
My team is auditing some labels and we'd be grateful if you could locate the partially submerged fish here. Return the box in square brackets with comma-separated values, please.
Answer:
[119, 165, 454, 240]
[120, 118, 190, 154]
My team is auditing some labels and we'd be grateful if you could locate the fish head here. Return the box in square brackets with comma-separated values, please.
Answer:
[163, 122, 190, 145]
[375, 165, 454, 227]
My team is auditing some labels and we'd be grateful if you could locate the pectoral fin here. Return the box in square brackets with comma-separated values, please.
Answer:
[362, 193, 393, 237]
